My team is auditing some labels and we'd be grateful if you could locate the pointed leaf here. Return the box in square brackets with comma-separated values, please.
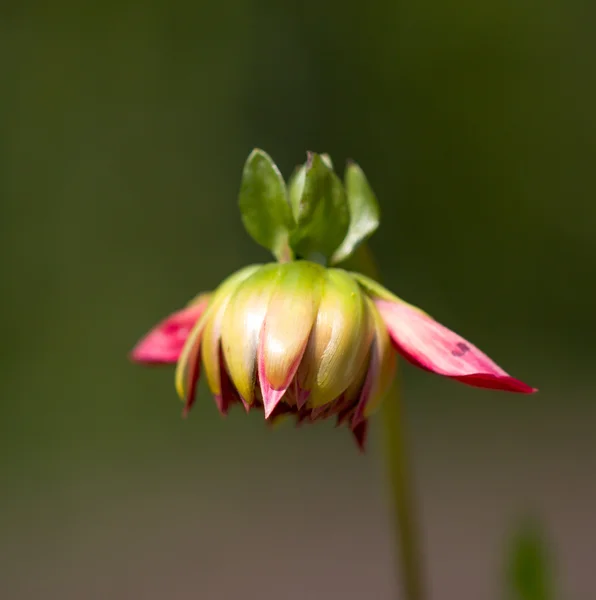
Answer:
[289, 153, 350, 261]
[331, 162, 380, 264]
[287, 165, 306, 222]
[239, 149, 294, 261]
[320, 153, 333, 169]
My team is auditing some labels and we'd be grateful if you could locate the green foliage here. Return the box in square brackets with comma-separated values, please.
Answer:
[505, 522, 555, 600]
[239, 149, 295, 262]
[289, 152, 350, 261]
[239, 150, 380, 265]
[331, 162, 380, 264]
[287, 164, 306, 223]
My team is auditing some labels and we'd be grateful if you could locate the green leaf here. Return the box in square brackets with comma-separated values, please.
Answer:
[289, 152, 350, 261]
[331, 161, 380, 264]
[505, 521, 555, 600]
[287, 165, 306, 222]
[320, 153, 333, 169]
[239, 149, 295, 261]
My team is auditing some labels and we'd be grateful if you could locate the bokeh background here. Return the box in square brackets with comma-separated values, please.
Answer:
[1, 2, 594, 599]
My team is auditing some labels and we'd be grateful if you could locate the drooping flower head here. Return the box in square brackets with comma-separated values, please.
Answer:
[131, 150, 536, 450]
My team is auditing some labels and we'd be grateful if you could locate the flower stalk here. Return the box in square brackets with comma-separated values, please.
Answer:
[382, 376, 425, 600]
[346, 245, 425, 600]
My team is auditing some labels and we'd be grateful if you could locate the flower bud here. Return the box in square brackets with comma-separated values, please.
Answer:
[134, 260, 535, 451]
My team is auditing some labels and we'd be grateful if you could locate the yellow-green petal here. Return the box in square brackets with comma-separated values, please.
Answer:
[258, 261, 324, 416]
[175, 264, 261, 402]
[298, 268, 374, 408]
[354, 297, 396, 422]
[342, 344, 372, 406]
[220, 264, 280, 405]
[201, 292, 235, 398]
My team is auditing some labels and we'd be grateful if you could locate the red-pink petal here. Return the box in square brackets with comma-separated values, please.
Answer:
[130, 296, 210, 364]
[375, 299, 537, 394]
[257, 321, 307, 419]
[214, 349, 243, 417]
[351, 420, 368, 452]
[257, 344, 287, 419]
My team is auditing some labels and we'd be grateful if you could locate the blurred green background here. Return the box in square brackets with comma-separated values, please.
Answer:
[1, 2, 594, 599]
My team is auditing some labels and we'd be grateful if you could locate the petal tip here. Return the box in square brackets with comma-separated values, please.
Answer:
[214, 394, 230, 417]
[258, 337, 289, 419]
[296, 387, 310, 409]
[351, 421, 368, 452]
[519, 383, 539, 394]
[129, 347, 145, 364]
[129, 342, 177, 365]
[131, 302, 208, 365]
[262, 386, 286, 419]
[239, 395, 252, 413]
[454, 374, 537, 394]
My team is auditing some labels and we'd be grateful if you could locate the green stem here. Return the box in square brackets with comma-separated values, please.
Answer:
[339, 243, 425, 598]
[381, 375, 425, 600]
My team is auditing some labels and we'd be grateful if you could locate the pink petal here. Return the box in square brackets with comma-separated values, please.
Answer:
[214, 349, 242, 417]
[352, 350, 376, 427]
[259, 380, 286, 419]
[351, 420, 368, 452]
[375, 299, 537, 394]
[130, 296, 210, 364]
[239, 395, 252, 413]
[295, 379, 311, 409]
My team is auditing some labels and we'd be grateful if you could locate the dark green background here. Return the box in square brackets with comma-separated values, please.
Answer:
[1, 2, 594, 599]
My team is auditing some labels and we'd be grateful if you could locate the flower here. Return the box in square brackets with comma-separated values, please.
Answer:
[131, 261, 536, 450]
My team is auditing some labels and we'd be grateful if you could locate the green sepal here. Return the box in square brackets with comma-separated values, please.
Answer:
[287, 165, 306, 222]
[238, 149, 295, 262]
[331, 161, 380, 265]
[289, 152, 350, 262]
